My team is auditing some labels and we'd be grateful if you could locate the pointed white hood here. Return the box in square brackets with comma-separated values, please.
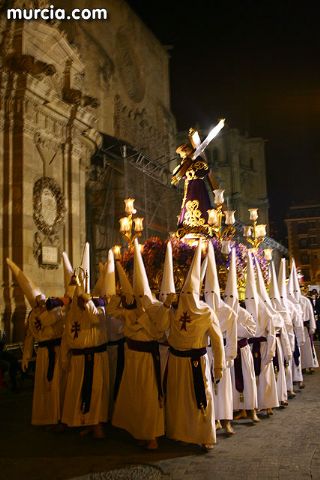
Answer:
[115, 259, 134, 305]
[6, 258, 44, 308]
[291, 258, 301, 302]
[103, 249, 116, 298]
[133, 238, 156, 306]
[269, 261, 282, 308]
[245, 251, 259, 321]
[62, 251, 74, 294]
[224, 247, 239, 314]
[204, 241, 223, 311]
[159, 241, 175, 303]
[80, 242, 90, 293]
[287, 258, 299, 304]
[254, 255, 272, 307]
[278, 258, 289, 306]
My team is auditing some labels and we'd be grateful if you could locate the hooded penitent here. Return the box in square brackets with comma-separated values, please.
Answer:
[254, 255, 282, 328]
[204, 241, 237, 361]
[159, 241, 175, 303]
[223, 247, 239, 314]
[6, 258, 44, 308]
[245, 251, 259, 322]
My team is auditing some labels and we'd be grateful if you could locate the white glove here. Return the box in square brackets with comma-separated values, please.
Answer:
[21, 359, 29, 372]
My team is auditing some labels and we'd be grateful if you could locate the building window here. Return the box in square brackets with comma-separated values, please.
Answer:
[301, 254, 310, 265]
[250, 158, 254, 170]
[299, 238, 309, 249]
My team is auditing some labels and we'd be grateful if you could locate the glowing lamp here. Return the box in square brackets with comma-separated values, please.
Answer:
[207, 209, 219, 226]
[248, 208, 259, 221]
[213, 189, 225, 205]
[119, 217, 130, 233]
[124, 198, 136, 215]
[134, 217, 144, 232]
[256, 224, 266, 238]
[224, 210, 236, 225]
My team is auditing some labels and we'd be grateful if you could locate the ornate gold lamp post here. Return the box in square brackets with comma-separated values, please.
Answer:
[207, 188, 236, 254]
[119, 198, 144, 246]
[113, 198, 144, 260]
[243, 208, 267, 250]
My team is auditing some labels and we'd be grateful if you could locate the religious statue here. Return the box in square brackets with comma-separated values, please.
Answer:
[172, 120, 225, 239]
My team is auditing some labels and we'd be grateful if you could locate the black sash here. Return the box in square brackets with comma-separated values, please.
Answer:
[248, 337, 267, 376]
[234, 338, 248, 393]
[169, 346, 207, 412]
[293, 335, 300, 367]
[273, 334, 281, 375]
[107, 338, 126, 400]
[38, 337, 61, 382]
[126, 338, 163, 406]
[71, 343, 107, 414]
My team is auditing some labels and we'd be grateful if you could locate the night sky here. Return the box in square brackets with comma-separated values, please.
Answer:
[126, 0, 320, 243]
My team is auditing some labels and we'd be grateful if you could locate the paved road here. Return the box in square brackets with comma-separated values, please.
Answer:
[1, 357, 320, 480]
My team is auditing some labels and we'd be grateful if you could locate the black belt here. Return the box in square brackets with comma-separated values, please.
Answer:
[169, 346, 207, 412]
[248, 337, 267, 376]
[126, 338, 163, 406]
[293, 335, 300, 367]
[234, 339, 249, 394]
[71, 343, 107, 414]
[107, 338, 126, 400]
[38, 337, 61, 382]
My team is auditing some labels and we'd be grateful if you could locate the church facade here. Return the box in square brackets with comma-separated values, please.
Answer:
[0, 0, 279, 341]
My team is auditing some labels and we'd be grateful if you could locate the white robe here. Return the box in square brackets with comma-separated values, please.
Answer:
[247, 301, 279, 410]
[211, 303, 237, 420]
[299, 296, 319, 369]
[61, 300, 109, 427]
[111, 298, 170, 440]
[231, 307, 258, 411]
[22, 306, 65, 425]
[166, 298, 224, 445]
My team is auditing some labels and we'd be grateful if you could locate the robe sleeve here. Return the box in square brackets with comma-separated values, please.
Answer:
[208, 312, 225, 376]
[280, 323, 292, 361]
[237, 308, 256, 338]
[84, 300, 106, 325]
[224, 308, 238, 361]
[265, 314, 276, 364]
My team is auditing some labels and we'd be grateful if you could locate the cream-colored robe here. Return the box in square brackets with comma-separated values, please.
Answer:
[110, 296, 171, 440]
[166, 298, 224, 445]
[22, 306, 65, 425]
[61, 300, 109, 427]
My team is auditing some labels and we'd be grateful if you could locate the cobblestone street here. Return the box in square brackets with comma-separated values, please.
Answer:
[1, 356, 320, 480]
